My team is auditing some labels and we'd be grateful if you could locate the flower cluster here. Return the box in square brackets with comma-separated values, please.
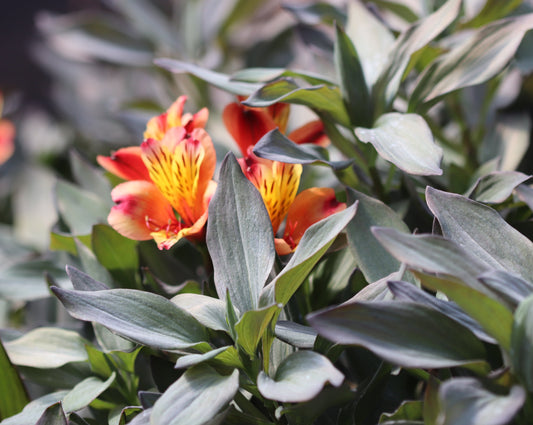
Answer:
[98, 96, 345, 254]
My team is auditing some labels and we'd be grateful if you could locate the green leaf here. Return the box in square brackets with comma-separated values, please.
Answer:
[150, 365, 239, 425]
[275, 321, 317, 349]
[52, 287, 207, 350]
[260, 203, 357, 306]
[1, 392, 67, 425]
[478, 270, 533, 310]
[257, 351, 344, 402]
[55, 180, 109, 236]
[253, 129, 352, 170]
[355, 113, 442, 175]
[437, 378, 525, 425]
[410, 14, 533, 111]
[0, 338, 28, 420]
[334, 24, 372, 127]
[35, 403, 67, 425]
[468, 171, 530, 203]
[374, 0, 462, 109]
[372, 227, 492, 294]
[154, 58, 261, 96]
[379, 400, 423, 423]
[235, 305, 280, 356]
[243, 78, 352, 128]
[511, 294, 533, 392]
[413, 272, 513, 352]
[4, 328, 88, 368]
[66, 265, 109, 291]
[307, 300, 486, 369]
[231, 68, 335, 85]
[92, 224, 139, 288]
[426, 187, 533, 285]
[345, 1, 395, 90]
[346, 189, 409, 283]
[175, 346, 242, 369]
[206, 153, 275, 313]
[462, 0, 523, 28]
[62, 373, 116, 413]
[171, 293, 231, 332]
[388, 281, 495, 344]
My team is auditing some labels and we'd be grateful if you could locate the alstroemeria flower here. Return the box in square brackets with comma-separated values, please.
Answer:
[0, 118, 15, 165]
[101, 126, 216, 250]
[144, 95, 208, 141]
[223, 99, 329, 156]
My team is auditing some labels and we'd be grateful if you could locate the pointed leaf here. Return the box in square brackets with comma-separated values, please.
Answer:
[346, 189, 409, 282]
[175, 346, 241, 369]
[275, 321, 317, 349]
[52, 287, 207, 350]
[414, 272, 513, 351]
[334, 24, 372, 127]
[235, 305, 280, 356]
[36, 403, 67, 425]
[62, 373, 116, 413]
[151, 365, 239, 425]
[260, 203, 357, 306]
[207, 153, 275, 313]
[479, 270, 533, 310]
[154, 58, 261, 96]
[253, 129, 352, 170]
[426, 187, 533, 284]
[1, 392, 67, 425]
[308, 301, 486, 368]
[4, 328, 88, 368]
[171, 293, 231, 332]
[511, 294, 533, 392]
[410, 14, 533, 111]
[66, 265, 109, 291]
[468, 171, 530, 203]
[243, 79, 351, 128]
[0, 338, 28, 420]
[388, 281, 496, 344]
[438, 378, 525, 425]
[257, 351, 344, 402]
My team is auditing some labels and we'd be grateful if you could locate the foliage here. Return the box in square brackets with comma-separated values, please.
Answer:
[2, 1, 533, 424]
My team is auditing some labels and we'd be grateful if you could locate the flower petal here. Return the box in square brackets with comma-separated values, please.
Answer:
[282, 187, 346, 253]
[108, 180, 178, 241]
[288, 120, 330, 147]
[141, 127, 216, 225]
[223, 102, 278, 156]
[0, 119, 15, 165]
[97, 146, 151, 181]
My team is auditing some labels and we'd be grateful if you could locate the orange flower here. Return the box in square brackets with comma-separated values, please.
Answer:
[98, 98, 216, 250]
[144, 95, 208, 141]
[226, 99, 343, 255]
[0, 92, 15, 165]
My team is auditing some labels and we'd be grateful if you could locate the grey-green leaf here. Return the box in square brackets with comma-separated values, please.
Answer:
[346, 189, 409, 282]
[150, 365, 239, 425]
[4, 328, 88, 368]
[308, 301, 486, 368]
[437, 378, 525, 425]
[207, 153, 275, 313]
[511, 294, 533, 392]
[171, 293, 231, 332]
[468, 171, 530, 203]
[52, 287, 207, 350]
[355, 113, 442, 176]
[426, 187, 533, 285]
[257, 351, 344, 402]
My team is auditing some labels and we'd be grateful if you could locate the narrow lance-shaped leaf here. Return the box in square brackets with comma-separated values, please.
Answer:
[511, 294, 533, 392]
[150, 365, 239, 425]
[52, 287, 207, 350]
[257, 351, 344, 403]
[410, 13, 533, 111]
[346, 189, 409, 283]
[260, 203, 357, 306]
[355, 113, 442, 176]
[253, 129, 352, 170]
[308, 300, 487, 369]
[207, 153, 275, 313]
[426, 187, 533, 285]
[0, 338, 28, 420]
[468, 171, 530, 204]
[36, 402, 67, 425]
[334, 23, 372, 127]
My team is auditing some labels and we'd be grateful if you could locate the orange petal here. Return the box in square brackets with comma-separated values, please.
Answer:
[267, 103, 290, 134]
[108, 180, 178, 241]
[223, 102, 278, 156]
[141, 127, 215, 225]
[0, 119, 15, 165]
[282, 187, 346, 252]
[97, 146, 151, 181]
[288, 120, 330, 147]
